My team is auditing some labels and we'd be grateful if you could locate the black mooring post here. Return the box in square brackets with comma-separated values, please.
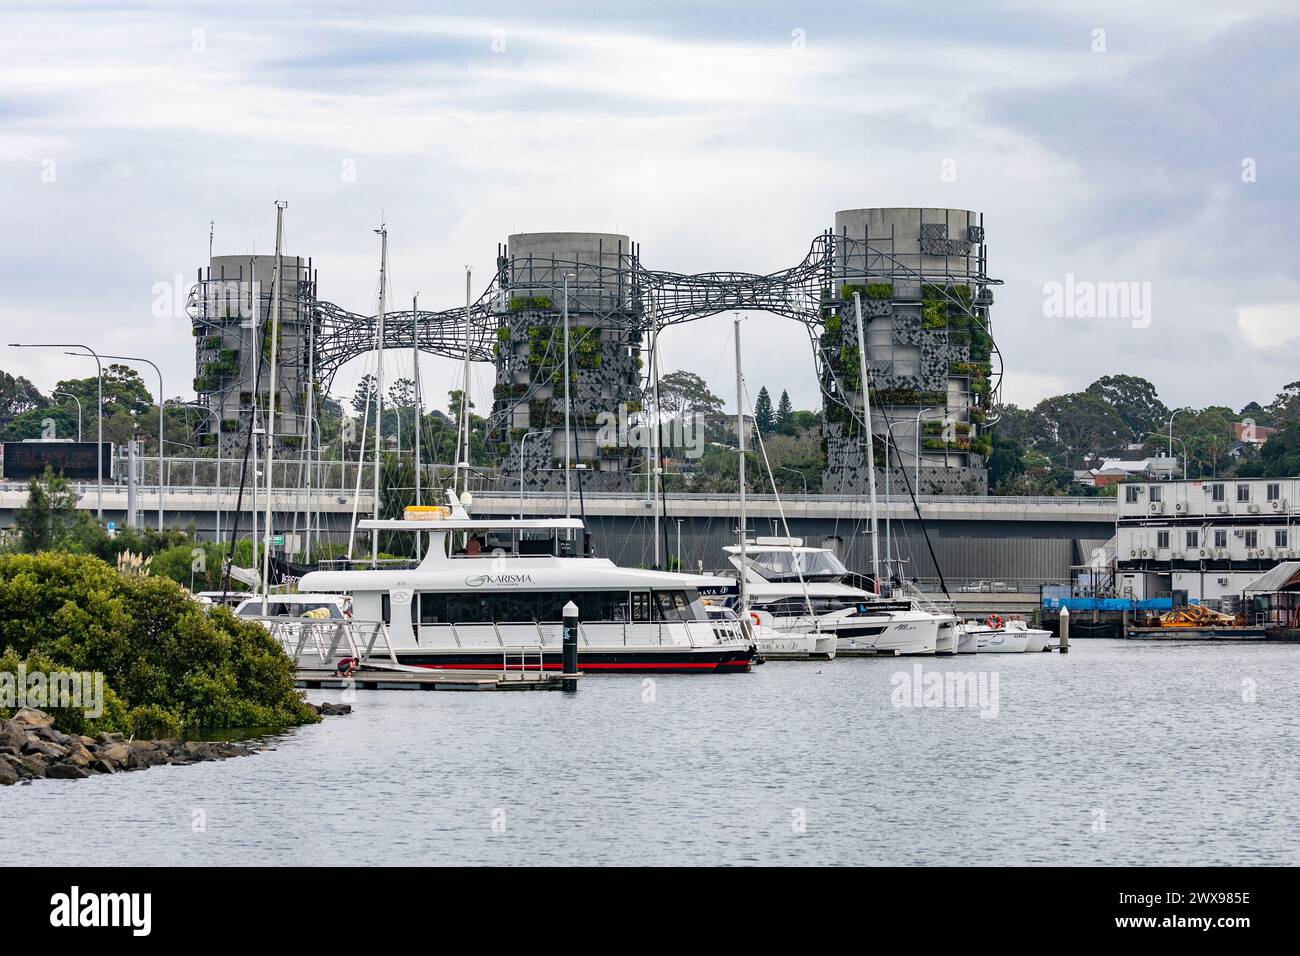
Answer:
[562, 600, 579, 693]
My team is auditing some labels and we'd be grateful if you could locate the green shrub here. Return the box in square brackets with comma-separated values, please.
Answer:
[0, 552, 318, 734]
[866, 283, 893, 300]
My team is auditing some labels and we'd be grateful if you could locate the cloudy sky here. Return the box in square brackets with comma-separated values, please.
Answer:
[2, 0, 1297, 418]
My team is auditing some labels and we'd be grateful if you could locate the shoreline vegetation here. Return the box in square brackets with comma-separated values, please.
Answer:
[0, 550, 328, 782]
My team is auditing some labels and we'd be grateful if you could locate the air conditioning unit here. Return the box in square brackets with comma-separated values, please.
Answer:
[1130, 549, 1138, 558]
[1271, 499, 1287, 512]
[1172, 551, 1184, 559]
[1217, 577, 1229, 585]
[1174, 502, 1187, 513]
[1199, 548, 1209, 558]
[1247, 503, 1261, 513]
[1216, 504, 1230, 514]
[1219, 549, 1230, 558]
[1141, 549, 1151, 558]
[1148, 502, 1164, 514]
[1234, 529, 1245, 537]
[1246, 548, 1256, 559]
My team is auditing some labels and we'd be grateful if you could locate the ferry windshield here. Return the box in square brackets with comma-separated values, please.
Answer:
[744, 550, 848, 582]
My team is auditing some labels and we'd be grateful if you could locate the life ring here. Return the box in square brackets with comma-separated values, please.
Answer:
[985, 614, 1004, 630]
[750, 612, 761, 627]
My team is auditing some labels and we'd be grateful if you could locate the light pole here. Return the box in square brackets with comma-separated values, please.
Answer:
[562, 272, 575, 518]
[518, 430, 546, 518]
[70, 352, 165, 530]
[778, 465, 808, 496]
[1167, 408, 1183, 480]
[54, 390, 82, 441]
[10, 343, 103, 518]
[914, 405, 940, 493]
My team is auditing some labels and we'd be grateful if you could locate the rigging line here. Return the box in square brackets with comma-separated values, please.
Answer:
[742, 378, 819, 625]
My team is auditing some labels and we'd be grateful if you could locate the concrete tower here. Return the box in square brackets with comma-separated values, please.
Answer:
[191, 254, 317, 454]
[823, 207, 995, 495]
[492, 232, 647, 492]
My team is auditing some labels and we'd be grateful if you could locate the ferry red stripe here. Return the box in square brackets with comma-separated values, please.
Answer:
[410, 660, 738, 671]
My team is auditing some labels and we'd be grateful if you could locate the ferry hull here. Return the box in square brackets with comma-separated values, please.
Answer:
[386, 647, 756, 673]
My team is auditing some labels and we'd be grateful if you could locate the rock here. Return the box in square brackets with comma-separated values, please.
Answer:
[64, 742, 95, 769]
[318, 702, 352, 716]
[95, 742, 133, 766]
[16, 754, 47, 778]
[78, 735, 96, 748]
[45, 762, 89, 779]
[0, 745, 19, 758]
[22, 739, 70, 761]
[1, 721, 28, 750]
[32, 725, 70, 745]
[0, 762, 18, 786]
[95, 731, 125, 745]
[90, 759, 116, 774]
[11, 707, 55, 729]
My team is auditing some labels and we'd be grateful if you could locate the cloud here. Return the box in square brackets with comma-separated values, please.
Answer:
[1236, 302, 1300, 350]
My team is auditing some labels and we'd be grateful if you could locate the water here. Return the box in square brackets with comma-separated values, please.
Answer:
[5, 640, 1299, 866]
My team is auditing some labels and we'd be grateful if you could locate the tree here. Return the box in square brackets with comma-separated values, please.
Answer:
[1027, 392, 1128, 467]
[387, 377, 415, 409]
[351, 374, 378, 416]
[655, 370, 725, 419]
[14, 468, 81, 552]
[987, 431, 1026, 492]
[775, 390, 795, 435]
[0, 369, 46, 419]
[754, 387, 775, 435]
[1085, 374, 1169, 442]
[1238, 420, 1300, 477]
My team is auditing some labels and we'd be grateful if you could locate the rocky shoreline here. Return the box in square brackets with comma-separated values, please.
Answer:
[0, 703, 350, 786]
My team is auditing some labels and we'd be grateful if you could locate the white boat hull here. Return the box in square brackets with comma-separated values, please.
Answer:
[956, 628, 979, 654]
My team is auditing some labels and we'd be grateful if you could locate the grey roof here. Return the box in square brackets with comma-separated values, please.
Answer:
[1242, 561, 1300, 593]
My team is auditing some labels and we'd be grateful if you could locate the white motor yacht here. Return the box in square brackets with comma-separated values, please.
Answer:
[960, 617, 1052, 654]
[720, 538, 945, 656]
[297, 498, 757, 673]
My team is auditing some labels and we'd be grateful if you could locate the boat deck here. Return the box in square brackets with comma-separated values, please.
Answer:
[294, 666, 572, 691]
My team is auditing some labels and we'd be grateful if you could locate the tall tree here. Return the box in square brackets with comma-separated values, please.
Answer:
[775, 389, 795, 435]
[350, 374, 377, 416]
[14, 468, 82, 553]
[0, 369, 46, 419]
[1085, 374, 1169, 442]
[753, 387, 775, 435]
[655, 370, 725, 419]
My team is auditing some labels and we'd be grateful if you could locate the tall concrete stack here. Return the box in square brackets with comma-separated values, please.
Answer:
[191, 254, 316, 455]
[491, 233, 647, 492]
[822, 207, 994, 495]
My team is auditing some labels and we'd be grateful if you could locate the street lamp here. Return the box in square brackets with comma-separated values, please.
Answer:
[778, 465, 808, 496]
[69, 351, 165, 530]
[913, 406, 940, 493]
[1167, 408, 1183, 480]
[562, 272, 576, 518]
[518, 430, 546, 518]
[10, 343, 103, 518]
[54, 390, 82, 442]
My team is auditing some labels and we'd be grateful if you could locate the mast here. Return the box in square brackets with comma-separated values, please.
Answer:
[372, 224, 387, 562]
[852, 292, 881, 593]
[650, 308, 661, 565]
[460, 268, 472, 496]
[412, 293, 421, 507]
[734, 315, 748, 615]
[261, 201, 286, 614]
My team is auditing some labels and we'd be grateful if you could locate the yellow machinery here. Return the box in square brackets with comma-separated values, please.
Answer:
[1158, 604, 1239, 628]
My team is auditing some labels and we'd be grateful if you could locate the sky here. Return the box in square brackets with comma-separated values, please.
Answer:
[1, 0, 1297, 418]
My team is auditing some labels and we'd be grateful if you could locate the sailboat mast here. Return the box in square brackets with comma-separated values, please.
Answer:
[372, 225, 387, 562]
[735, 315, 748, 615]
[412, 293, 421, 507]
[853, 292, 881, 593]
[460, 268, 472, 496]
[260, 201, 285, 614]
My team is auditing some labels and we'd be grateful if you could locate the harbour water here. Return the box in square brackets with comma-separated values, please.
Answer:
[5, 640, 1299, 866]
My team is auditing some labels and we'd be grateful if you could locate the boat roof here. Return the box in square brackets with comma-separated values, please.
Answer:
[358, 517, 586, 532]
[233, 593, 349, 604]
[299, 558, 734, 593]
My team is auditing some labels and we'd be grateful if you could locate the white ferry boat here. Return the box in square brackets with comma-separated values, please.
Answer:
[719, 538, 948, 656]
[297, 504, 756, 674]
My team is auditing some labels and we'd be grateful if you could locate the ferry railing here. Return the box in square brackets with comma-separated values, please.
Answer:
[501, 644, 544, 676]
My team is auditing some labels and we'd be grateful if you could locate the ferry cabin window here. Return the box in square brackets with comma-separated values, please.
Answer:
[1277, 529, 1288, 548]
[1267, 483, 1281, 502]
[1186, 530, 1198, 548]
[1210, 484, 1225, 502]
[1125, 486, 1140, 503]
[380, 594, 417, 626]
[1237, 484, 1251, 502]
[414, 590, 701, 624]
[1156, 531, 1169, 549]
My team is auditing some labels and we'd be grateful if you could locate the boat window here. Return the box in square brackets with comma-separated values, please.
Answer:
[415, 590, 647, 624]
[630, 591, 652, 622]
[744, 550, 849, 582]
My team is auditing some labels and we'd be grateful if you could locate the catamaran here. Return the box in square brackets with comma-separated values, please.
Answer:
[720, 536, 948, 656]
[296, 498, 757, 673]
